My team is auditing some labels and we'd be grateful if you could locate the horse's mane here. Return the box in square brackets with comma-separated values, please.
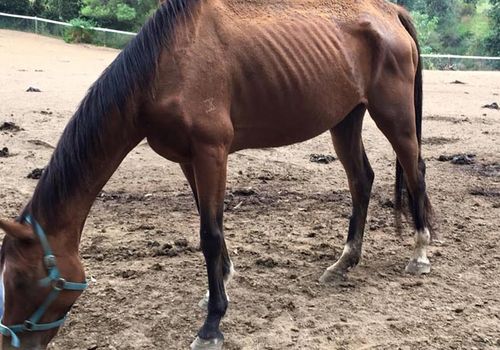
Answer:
[28, 0, 195, 223]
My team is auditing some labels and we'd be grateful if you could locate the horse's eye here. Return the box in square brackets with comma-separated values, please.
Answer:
[5, 268, 32, 292]
[13, 275, 29, 290]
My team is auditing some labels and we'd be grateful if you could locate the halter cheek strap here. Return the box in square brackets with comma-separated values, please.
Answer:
[0, 214, 88, 348]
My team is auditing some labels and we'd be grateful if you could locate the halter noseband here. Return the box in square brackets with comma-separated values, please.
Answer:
[0, 214, 88, 348]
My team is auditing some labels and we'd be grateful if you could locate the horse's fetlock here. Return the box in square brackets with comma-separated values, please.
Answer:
[208, 299, 228, 318]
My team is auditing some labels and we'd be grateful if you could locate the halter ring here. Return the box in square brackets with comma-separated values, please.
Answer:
[51, 278, 66, 291]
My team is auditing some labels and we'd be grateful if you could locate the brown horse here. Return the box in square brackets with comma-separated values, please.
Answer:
[0, 0, 434, 348]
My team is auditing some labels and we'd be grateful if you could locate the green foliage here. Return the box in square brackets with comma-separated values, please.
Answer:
[80, 0, 157, 31]
[116, 3, 137, 22]
[485, 0, 500, 56]
[410, 11, 439, 53]
[31, 0, 44, 16]
[43, 0, 82, 21]
[391, 0, 498, 58]
[0, 0, 32, 15]
[63, 17, 95, 44]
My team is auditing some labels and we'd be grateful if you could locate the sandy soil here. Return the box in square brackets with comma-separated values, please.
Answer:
[0, 29, 499, 350]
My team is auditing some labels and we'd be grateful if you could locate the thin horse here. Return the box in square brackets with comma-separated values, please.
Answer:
[0, 0, 434, 349]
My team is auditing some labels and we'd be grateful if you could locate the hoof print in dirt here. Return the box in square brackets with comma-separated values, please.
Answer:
[0, 147, 9, 158]
[26, 86, 41, 92]
[422, 136, 458, 146]
[450, 80, 466, 85]
[174, 238, 189, 248]
[469, 188, 500, 198]
[117, 269, 137, 279]
[438, 154, 476, 165]
[232, 187, 256, 196]
[152, 240, 195, 257]
[380, 199, 394, 208]
[309, 153, 336, 164]
[150, 263, 163, 271]
[400, 280, 425, 289]
[27, 167, 45, 179]
[256, 256, 278, 268]
[0, 122, 23, 133]
[481, 102, 499, 110]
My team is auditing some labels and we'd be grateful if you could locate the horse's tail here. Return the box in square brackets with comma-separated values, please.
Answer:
[394, 9, 433, 235]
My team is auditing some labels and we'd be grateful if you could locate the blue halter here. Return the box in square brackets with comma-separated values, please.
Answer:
[0, 214, 88, 348]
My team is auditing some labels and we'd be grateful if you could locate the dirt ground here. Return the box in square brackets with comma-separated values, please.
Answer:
[0, 29, 499, 350]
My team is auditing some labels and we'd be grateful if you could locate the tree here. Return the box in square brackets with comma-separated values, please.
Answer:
[43, 0, 82, 21]
[486, 0, 500, 56]
[80, 0, 157, 30]
[0, 0, 32, 15]
[31, 0, 45, 16]
[411, 11, 439, 53]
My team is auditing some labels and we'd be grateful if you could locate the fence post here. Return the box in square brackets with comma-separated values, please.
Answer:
[35, 17, 38, 33]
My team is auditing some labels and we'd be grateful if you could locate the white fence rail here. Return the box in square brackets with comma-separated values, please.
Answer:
[421, 54, 500, 61]
[1, 12, 500, 68]
[0, 12, 136, 36]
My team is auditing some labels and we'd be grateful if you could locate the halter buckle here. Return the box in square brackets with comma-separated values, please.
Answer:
[44, 255, 57, 269]
[23, 320, 34, 332]
[51, 278, 66, 291]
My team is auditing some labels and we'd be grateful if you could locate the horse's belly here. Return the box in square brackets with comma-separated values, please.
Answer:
[228, 20, 363, 151]
[230, 96, 356, 152]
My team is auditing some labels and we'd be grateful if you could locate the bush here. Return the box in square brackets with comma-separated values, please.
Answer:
[63, 18, 95, 44]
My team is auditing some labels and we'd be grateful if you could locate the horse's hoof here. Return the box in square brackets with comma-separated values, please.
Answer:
[405, 259, 431, 275]
[190, 336, 223, 350]
[319, 269, 347, 284]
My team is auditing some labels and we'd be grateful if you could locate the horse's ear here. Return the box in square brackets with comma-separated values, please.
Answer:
[0, 220, 36, 241]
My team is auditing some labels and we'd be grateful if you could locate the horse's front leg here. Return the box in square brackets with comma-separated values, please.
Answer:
[180, 163, 235, 311]
[190, 144, 230, 350]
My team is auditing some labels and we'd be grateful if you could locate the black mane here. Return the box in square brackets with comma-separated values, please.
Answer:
[29, 0, 194, 222]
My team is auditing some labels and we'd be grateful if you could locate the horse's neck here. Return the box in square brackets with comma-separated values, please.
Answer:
[27, 0, 209, 245]
[29, 107, 143, 246]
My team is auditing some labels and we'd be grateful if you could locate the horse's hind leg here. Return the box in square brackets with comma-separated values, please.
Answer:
[320, 104, 374, 283]
[368, 85, 432, 275]
[180, 164, 235, 311]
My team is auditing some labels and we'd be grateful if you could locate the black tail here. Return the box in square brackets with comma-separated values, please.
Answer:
[395, 10, 434, 236]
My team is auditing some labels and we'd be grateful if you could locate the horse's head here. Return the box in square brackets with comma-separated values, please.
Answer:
[0, 216, 87, 349]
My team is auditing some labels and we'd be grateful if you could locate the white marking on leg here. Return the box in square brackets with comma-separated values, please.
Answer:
[341, 243, 352, 257]
[224, 260, 235, 284]
[199, 260, 234, 310]
[412, 228, 430, 264]
[324, 242, 353, 273]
